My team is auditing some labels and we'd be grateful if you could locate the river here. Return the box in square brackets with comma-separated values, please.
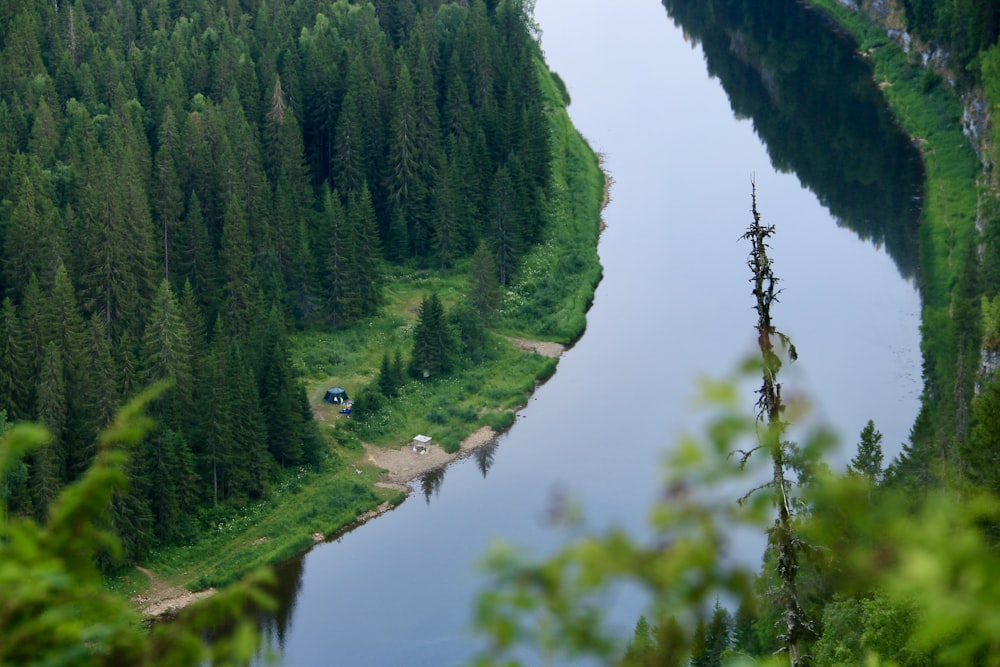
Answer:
[258, 0, 924, 664]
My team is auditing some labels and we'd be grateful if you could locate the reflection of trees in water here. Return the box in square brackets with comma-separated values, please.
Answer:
[662, 0, 924, 279]
[420, 467, 446, 503]
[475, 440, 499, 478]
[258, 553, 305, 650]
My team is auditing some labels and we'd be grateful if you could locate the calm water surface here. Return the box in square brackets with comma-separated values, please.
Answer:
[259, 1, 923, 664]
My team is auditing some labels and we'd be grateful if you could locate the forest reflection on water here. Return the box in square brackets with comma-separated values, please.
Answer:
[662, 0, 925, 279]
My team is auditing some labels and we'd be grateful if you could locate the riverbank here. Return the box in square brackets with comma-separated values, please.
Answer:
[122, 55, 604, 615]
[365, 338, 565, 489]
[806, 0, 983, 448]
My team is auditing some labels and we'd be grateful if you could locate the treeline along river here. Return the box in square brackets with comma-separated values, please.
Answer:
[256, 0, 925, 664]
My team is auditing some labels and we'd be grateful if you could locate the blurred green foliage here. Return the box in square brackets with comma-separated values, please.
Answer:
[0, 384, 275, 666]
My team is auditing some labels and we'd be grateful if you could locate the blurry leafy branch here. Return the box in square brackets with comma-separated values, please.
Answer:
[465, 191, 1000, 666]
[0, 382, 275, 667]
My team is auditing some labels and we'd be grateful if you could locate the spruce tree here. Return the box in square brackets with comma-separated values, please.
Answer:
[410, 292, 453, 378]
[0, 298, 28, 421]
[255, 306, 302, 468]
[178, 192, 219, 316]
[469, 239, 501, 324]
[3, 155, 63, 301]
[316, 186, 350, 324]
[79, 316, 119, 473]
[141, 279, 193, 430]
[848, 419, 884, 486]
[332, 91, 366, 198]
[197, 321, 236, 506]
[152, 106, 184, 283]
[348, 182, 384, 318]
[43, 263, 88, 479]
[487, 164, 521, 286]
[35, 342, 67, 480]
[220, 192, 259, 340]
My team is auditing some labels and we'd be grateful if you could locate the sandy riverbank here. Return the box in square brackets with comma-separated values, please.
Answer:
[363, 337, 566, 490]
[363, 424, 500, 491]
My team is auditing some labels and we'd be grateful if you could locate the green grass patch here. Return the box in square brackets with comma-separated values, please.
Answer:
[346, 337, 553, 453]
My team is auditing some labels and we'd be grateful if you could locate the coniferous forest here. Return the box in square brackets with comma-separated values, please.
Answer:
[0, 0, 551, 561]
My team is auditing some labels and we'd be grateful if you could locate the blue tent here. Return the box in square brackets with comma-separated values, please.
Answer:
[323, 387, 349, 404]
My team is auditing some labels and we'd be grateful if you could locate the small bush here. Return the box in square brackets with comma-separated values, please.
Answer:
[486, 411, 516, 432]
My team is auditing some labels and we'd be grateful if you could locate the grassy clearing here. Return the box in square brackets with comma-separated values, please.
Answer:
[131, 59, 605, 594]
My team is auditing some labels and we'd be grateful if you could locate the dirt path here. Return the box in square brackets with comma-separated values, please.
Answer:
[503, 336, 566, 358]
[131, 566, 215, 618]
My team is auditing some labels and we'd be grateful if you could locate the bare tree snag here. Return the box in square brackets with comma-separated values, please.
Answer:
[741, 180, 806, 666]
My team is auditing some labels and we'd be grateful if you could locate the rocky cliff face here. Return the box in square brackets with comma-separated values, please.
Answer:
[832, 0, 992, 165]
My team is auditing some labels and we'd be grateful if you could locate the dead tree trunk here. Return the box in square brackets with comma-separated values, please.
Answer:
[742, 181, 806, 666]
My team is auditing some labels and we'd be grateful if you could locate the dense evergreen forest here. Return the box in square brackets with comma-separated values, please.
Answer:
[0, 0, 551, 561]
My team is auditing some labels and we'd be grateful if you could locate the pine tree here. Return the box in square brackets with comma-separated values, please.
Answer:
[410, 292, 453, 378]
[197, 321, 236, 506]
[332, 91, 366, 198]
[77, 127, 155, 342]
[741, 183, 806, 666]
[961, 373, 1000, 491]
[432, 152, 459, 269]
[377, 352, 399, 398]
[0, 298, 27, 420]
[3, 155, 64, 301]
[17, 275, 45, 418]
[266, 87, 315, 321]
[28, 98, 59, 167]
[153, 106, 185, 283]
[386, 62, 424, 257]
[347, 182, 384, 318]
[255, 306, 302, 468]
[488, 164, 522, 286]
[42, 263, 88, 480]
[316, 186, 350, 324]
[220, 192, 259, 340]
[78, 316, 119, 474]
[622, 616, 657, 665]
[386, 62, 419, 191]
[227, 342, 273, 498]
[469, 239, 501, 324]
[142, 428, 196, 544]
[141, 279, 193, 430]
[177, 191, 219, 316]
[848, 419, 885, 486]
[32, 340, 68, 514]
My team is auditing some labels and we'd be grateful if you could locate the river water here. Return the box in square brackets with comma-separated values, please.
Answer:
[259, 0, 924, 664]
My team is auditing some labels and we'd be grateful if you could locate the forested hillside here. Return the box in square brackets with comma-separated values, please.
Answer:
[0, 0, 552, 562]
